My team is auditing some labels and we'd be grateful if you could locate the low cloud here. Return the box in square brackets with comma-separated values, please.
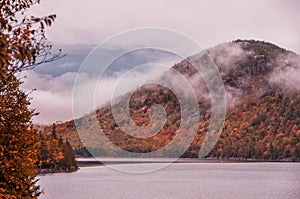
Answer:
[21, 65, 170, 124]
[208, 42, 249, 75]
[269, 54, 300, 92]
[21, 71, 77, 124]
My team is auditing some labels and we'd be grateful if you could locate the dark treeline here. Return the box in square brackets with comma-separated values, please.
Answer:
[37, 124, 78, 173]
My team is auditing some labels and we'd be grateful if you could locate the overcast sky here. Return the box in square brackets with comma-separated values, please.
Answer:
[22, 0, 300, 124]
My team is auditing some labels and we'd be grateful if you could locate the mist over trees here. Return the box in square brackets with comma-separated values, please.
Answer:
[50, 40, 300, 161]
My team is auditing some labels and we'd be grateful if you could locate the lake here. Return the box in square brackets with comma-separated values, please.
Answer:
[38, 163, 300, 199]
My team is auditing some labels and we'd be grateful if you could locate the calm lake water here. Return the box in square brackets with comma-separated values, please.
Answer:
[38, 163, 300, 199]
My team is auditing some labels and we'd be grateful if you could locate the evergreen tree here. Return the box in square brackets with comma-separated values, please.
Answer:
[60, 140, 78, 171]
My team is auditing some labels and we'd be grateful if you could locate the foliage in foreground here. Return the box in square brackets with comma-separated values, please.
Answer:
[0, 74, 40, 198]
[0, 0, 59, 198]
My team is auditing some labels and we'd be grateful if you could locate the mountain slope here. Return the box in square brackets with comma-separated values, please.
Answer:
[41, 40, 300, 160]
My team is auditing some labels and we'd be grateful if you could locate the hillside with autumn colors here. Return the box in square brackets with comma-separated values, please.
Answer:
[40, 40, 300, 161]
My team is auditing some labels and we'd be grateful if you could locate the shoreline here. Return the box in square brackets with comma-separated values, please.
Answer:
[38, 168, 79, 175]
[76, 158, 299, 167]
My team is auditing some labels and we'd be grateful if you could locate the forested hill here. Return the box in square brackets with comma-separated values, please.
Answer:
[41, 40, 300, 161]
